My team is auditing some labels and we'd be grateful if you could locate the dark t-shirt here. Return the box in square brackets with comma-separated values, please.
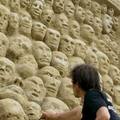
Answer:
[81, 89, 107, 120]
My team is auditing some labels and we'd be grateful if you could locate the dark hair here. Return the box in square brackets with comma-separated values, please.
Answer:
[71, 64, 101, 91]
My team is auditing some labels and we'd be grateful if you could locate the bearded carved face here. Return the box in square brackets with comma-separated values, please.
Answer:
[41, 97, 69, 112]
[0, 32, 9, 57]
[10, 0, 20, 12]
[32, 21, 47, 41]
[0, 98, 28, 120]
[30, 0, 43, 20]
[59, 35, 75, 57]
[19, 10, 32, 37]
[53, 0, 64, 14]
[23, 76, 46, 104]
[33, 41, 52, 68]
[0, 4, 10, 33]
[51, 51, 69, 77]
[44, 29, 60, 51]
[38, 66, 61, 97]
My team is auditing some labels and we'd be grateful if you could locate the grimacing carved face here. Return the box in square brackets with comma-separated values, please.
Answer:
[0, 57, 15, 84]
[51, 51, 69, 77]
[30, 0, 43, 20]
[44, 28, 60, 51]
[38, 66, 61, 97]
[0, 32, 9, 57]
[59, 35, 75, 57]
[0, 4, 10, 33]
[32, 21, 47, 41]
[19, 10, 32, 36]
[64, 0, 75, 19]
[69, 20, 80, 39]
[75, 6, 85, 23]
[53, 0, 64, 14]
[41, 7, 54, 26]
[25, 102, 41, 120]
[23, 76, 46, 103]
[0, 98, 28, 120]
[10, 0, 20, 12]
[33, 41, 52, 68]
[74, 39, 87, 59]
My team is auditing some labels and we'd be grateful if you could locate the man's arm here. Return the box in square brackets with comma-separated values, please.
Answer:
[41, 106, 81, 120]
[95, 106, 110, 120]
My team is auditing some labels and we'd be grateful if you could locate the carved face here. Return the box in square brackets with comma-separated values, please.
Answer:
[64, 1, 75, 19]
[53, 0, 64, 14]
[109, 65, 120, 85]
[33, 41, 52, 68]
[85, 48, 99, 69]
[107, 8, 114, 17]
[41, 7, 54, 26]
[74, 39, 87, 59]
[16, 55, 38, 79]
[0, 0, 9, 6]
[0, 98, 28, 120]
[10, 0, 20, 12]
[101, 4, 107, 14]
[25, 102, 41, 120]
[55, 13, 69, 35]
[69, 57, 85, 72]
[30, 0, 43, 20]
[23, 76, 46, 103]
[102, 75, 114, 96]
[20, 0, 30, 9]
[102, 14, 113, 34]
[93, 17, 103, 35]
[9, 35, 32, 58]
[19, 10, 32, 37]
[69, 20, 80, 39]
[41, 97, 69, 112]
[51, 51, 69, 77]
[75, 6, 85, 23]
[8, 13, 19, 30]
[72, 0, 80, 5]
[84, 10, 94, 26]
[80, 0, 91, 9]
[0, 57, 15, 85]
[44, 29, 60, 51]
[114, 86, 120, 105]
[45, 0, 53, 6]
[91, 1, 101, 17]
[0, 4, 10, 33]
[32, 21, 47, 41]
[96, 51, 110, 75]
[0, 33, 9, 57]
[38, 66, 61, 97]
[58, 77, 80, 108]
[80, 24, 95, 44]
[113, 17, 119, 31]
